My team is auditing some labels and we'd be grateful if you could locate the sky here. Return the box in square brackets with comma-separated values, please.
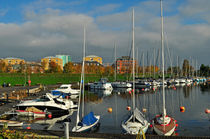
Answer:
[0, 0, 209, 67]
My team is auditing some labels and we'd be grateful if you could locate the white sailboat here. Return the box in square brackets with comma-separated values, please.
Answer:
[121, 8, 149, 135]
[152, 0, 176, 136]
[72, 26, 100, 132]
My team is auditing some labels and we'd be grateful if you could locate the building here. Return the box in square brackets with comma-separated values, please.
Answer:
[41, 56, 63, 71]
[55, 55, 71, 67]
[84, 55, 102, 65]
[115, 56, 137, 74]
[2, 57, 25, 65]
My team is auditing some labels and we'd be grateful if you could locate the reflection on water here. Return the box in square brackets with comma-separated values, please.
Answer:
[12, 84, 210, 136]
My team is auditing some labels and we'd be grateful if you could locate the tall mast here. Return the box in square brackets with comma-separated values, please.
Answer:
[76, 25, 86, 128]
[114, 42, 117, 81]
[82, 25, 86, 118]
[132, 8, 135, 122]
[153, 48, 156, 79]
[160, 0, 166, 117]
[143, 52, 145, 77]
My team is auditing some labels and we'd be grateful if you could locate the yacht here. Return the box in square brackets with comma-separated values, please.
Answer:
[16, 93, 77, 115]
[89, 78, 113, 90]
[51, 84, 80, 99]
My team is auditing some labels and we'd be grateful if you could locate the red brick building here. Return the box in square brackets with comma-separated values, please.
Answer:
[115, 56, 137, 74]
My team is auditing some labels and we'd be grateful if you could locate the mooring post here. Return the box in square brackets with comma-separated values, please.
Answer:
[65, 122, 69, 139]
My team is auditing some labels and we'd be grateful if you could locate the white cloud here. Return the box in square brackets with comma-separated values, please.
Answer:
[0, 0, 209, 65]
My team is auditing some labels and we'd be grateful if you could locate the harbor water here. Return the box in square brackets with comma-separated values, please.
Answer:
[14, 83, 210, 136]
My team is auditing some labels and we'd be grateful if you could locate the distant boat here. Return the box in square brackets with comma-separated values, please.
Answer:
[0, 120, 23, 127]
[89, 78, 113, 90]
[51, 84, 80, 99]
[112, 81, 132, 88]
[152, 0, 176, 136]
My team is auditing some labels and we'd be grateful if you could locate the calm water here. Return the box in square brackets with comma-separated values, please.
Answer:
[18, 83, 210, 136]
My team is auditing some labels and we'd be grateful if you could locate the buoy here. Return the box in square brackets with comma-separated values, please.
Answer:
[175, 133, 179, 136]
[26, 126, 31, 130]
[129, 91, 131, 94]
[127, 106, 131, 111]
[153, 88, 155, 91]
[205, 109, 210, 114]
[48, 114, 52, 118]
[142, 108, 147, 113]
[175, 120, 177, 123]
[180, 106, 185, 112]
[65, 96, 69, 99]
[176, 124, 178, 127]
[149, 124, 153, 128]
[108, 107, 112, 113]
[142, 88, 144, 91]
[173, 87, 176, 90]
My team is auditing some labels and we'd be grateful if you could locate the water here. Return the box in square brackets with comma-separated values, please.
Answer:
[17, 83, 210, 136]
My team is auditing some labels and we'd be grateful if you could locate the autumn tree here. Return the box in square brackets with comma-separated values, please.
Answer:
[64, 62, 74, 73]
[0, 60, 6, 72]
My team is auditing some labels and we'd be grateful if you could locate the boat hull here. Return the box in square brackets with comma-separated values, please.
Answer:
[72, 115, 100, 132]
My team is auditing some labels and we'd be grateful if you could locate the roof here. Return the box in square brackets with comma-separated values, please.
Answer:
[86, 55, 100, 58]
[5, 57, 24, 60]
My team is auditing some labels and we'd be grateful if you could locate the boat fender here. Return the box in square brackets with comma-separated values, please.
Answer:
[205, 109, 210, 114]
[107, 107, 112, 113]
[180, 106, 185, 112]
[127, 106, 131, 111]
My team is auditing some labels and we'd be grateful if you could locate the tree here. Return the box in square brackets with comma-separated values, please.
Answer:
[64, 62, 74, 73]
[200, 64, 209, 77]
[49, 61, 58, 73]
[0, 60, 6, 72]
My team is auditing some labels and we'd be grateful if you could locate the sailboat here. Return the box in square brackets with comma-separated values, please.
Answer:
[72, 26, 100, 132]
[121, 8, 149, 135]
[152, 0, 176, 136]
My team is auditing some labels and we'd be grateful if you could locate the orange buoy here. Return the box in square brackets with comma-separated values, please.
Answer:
[180, 106, 185, 112]
[48, 114, 52, 118]
[142, 108, 147, 113]
[108, 107, 112, 113]
[205, 109, 210, 114]
[127, 106, 131, 111]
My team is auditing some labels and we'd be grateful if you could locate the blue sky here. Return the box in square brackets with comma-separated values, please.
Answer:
[0, 0, 209, 66]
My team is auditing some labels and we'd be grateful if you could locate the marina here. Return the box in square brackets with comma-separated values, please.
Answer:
[0, 80, 209, 137]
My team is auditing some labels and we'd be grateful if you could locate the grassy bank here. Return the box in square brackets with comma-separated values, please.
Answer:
[0, 73, 171, 86]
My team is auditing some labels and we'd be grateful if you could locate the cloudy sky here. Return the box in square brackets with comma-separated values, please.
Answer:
[0, 0, 209, 67]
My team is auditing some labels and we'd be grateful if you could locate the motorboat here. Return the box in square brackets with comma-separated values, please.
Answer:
[112, 81, 132, 88]
[51, 84, 80, 99]
[89, 78, 113, 90]
[16, 93, 77, 115]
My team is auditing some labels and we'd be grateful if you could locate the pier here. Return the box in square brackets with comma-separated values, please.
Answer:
[3, 128, 210, 139]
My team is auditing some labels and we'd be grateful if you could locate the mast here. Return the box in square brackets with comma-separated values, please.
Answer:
[76, 25, 86, 128]
[153, 48, 156, 79]
[82, 25, 86, 118]
[132, 8, 136, 122]
[160, 0, 166, 117]
[143, 52, 145, 77]
[114, 42, 117, 81]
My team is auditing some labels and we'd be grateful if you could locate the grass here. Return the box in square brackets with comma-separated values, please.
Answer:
[0, 73, 172, 86]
